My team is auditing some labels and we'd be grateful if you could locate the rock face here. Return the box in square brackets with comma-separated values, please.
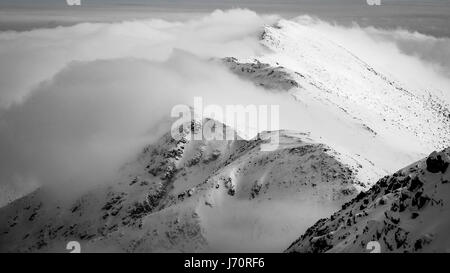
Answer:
[221, 57, 299, 91]
[286, 148, 450, 253]
[426, 151, 450, 174]
[0, 120, 365, 252]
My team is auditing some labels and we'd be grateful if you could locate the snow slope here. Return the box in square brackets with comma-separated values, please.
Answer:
[286, 148, 450, 253]
[260, 19, 450, 152]
[224, 19, 450, 184]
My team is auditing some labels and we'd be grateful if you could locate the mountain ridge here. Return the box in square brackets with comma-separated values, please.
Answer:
[0, 119, 366, 252]
[286, 148, 450, 253]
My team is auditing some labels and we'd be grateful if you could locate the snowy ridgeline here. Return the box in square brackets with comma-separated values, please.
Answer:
[229, 19, 450, 154]
[1, 17, 450, 253]
[286, 149, 450, 253]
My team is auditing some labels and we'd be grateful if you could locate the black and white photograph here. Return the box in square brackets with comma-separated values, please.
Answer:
[0, 0, 449, 261]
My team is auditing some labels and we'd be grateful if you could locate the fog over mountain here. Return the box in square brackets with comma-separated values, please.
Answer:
[0, 2, 449, 253]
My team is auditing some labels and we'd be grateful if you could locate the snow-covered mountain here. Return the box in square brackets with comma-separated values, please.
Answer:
[1, 16, 449, 253]
[0, 120, 365, 252]
[286, 148, 450, 253]
[227, 19, 450, 178]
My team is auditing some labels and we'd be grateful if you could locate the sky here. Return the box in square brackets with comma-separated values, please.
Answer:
[0, 0, 449, 36]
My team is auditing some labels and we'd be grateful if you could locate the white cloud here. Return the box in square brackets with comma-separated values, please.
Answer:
[0, 9, 278, 108]
[0, 49, 293, 199]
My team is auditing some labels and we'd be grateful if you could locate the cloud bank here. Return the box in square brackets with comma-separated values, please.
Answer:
[0, 9, 277, 108]
[0, 9, 449, 204]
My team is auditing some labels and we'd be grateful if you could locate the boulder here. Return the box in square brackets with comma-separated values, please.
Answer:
[426, 151, 449, 173]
